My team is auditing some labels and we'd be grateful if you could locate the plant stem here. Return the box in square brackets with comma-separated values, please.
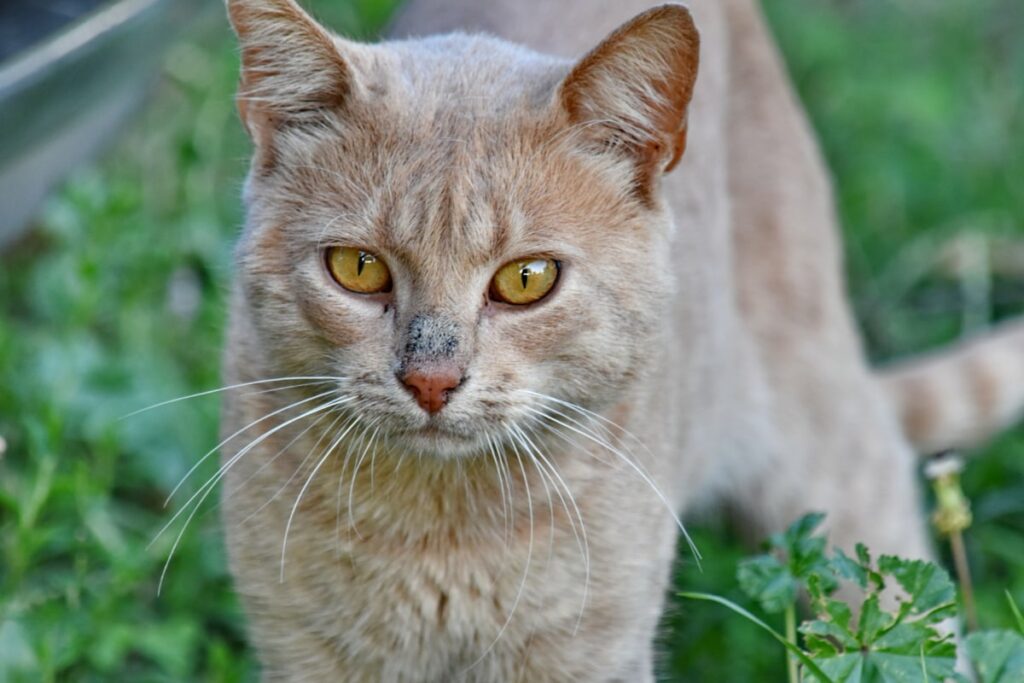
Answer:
[950, 530, 978, 632]
[786, 603, 799, 683]
[925, 452, 978, 632]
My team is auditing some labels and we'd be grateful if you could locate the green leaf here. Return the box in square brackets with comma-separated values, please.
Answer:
[738, 512, 837, 614]
[801, 615, 859, 653]
[832, 548, 868, 589]
[805, 630, 956, 683]
[779, 514, 839, 596]
[872, 622, 951, 657]
[856, 543, 872, 567]
[876, 556, 956, 619]
[966, 631, 1024, 683]
[857, 594, 893, 644]
[764, 512, 827, 556]
[799, 547, 958, 683]
[805, 653, 864, 683]
[807, 573, 832, 604]
[871, 650, 957, 683]
[738, 554, 797, 614]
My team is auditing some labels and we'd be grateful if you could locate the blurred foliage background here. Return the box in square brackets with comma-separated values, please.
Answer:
[0, 0, 1021, 680]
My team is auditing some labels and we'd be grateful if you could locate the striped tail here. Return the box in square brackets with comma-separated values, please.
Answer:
[879, 320, 1024, 454]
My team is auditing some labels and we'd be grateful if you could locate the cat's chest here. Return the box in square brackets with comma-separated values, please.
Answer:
[222, 409, 676, 678]
[284, 495, 592, 674]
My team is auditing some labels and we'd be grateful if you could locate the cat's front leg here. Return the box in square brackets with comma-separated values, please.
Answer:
[726, 367, 934, 568]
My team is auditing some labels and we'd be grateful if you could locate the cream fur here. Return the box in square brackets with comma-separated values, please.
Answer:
[216, 0, 1023, 680]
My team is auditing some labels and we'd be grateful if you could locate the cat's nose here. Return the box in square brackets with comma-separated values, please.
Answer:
[399, 368, 463, 414]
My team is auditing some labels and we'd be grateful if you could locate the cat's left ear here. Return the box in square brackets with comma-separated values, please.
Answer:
[558, 5, 700, 186]
[226, 0, 359, 150]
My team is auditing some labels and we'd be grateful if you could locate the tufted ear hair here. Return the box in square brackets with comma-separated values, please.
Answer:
[558, 4, 700, 190]
[226, 0, 356, 146]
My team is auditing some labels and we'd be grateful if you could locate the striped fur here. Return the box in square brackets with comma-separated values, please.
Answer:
[881, 321, 1024, 454]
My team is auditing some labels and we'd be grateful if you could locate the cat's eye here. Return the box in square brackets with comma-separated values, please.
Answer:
[325, 247, 392, 294]
[490, 258, 560, 305]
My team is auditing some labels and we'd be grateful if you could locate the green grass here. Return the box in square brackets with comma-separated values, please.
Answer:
[1, 1, 1021, 680]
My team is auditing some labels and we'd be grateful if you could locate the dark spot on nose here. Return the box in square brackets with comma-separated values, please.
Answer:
[399, 367, 463, 414]
[405, 314, 458, 359]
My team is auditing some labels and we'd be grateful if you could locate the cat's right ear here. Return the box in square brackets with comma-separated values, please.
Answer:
[226, 0, 355, 153]
[557, 5, 700, 196]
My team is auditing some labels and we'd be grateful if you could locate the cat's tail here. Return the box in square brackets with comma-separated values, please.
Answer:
[879, 320, 1024, 454]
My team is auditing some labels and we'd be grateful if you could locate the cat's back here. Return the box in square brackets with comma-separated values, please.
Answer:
[388, 0, 725, 60]
[722, 0, 859, 346]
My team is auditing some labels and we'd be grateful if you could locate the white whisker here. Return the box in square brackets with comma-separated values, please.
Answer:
[121, 376, 339, 420]
[484, 432, 512, 548]
[228, 408, 334, 504]
[345, 417, 380, 541]
[464, 426, 535, 674]
[244, 411, 346, 527]
[165, 388, 339, 506]
[524, 404, 701, 567]
[335, 416, 381, 548]
[522, 390, 653, 458]
[281, 415, 362, 581]
[366, 422, 383, 493]
[152, 394, 350, 594]
[509, 425, 556, 564]
[515, 422, 591, 635]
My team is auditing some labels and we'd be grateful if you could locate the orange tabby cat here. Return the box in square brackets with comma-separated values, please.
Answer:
[218, 0, 1024, 679]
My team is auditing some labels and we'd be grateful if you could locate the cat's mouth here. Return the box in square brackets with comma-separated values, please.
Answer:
[394, 422, 482, 458]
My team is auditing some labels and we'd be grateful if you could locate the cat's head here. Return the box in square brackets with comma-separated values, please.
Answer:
[226, 0, 699, 457]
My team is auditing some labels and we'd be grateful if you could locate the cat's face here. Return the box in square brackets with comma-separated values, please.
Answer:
[229, 0, 699, 457]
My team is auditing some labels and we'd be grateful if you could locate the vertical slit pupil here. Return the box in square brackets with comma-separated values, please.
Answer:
[357, 251, 367, 276]
[520, 265, 529, 289]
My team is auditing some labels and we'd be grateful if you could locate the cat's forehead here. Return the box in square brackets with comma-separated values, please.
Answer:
[300, 124, 577, 271]
[376, 34, 568, 114]
[281, 47, 600, 258]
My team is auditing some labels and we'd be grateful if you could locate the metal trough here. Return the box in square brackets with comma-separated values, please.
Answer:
[0, 0, 205, 245]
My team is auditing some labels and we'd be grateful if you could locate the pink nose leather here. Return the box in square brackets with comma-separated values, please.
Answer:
[400, 369, 462, 414]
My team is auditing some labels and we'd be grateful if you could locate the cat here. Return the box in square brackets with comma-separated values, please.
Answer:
[217, 0, 1024, 679]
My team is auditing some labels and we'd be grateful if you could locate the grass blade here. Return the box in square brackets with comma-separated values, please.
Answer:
[680, 592, 835, 683]
[1007, 590, 1024, 635]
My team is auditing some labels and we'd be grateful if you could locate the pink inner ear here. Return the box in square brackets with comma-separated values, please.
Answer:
[559, 5, 700, 175]
[664, 125, 688, 174]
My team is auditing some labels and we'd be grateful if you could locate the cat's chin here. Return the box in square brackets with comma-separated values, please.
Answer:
[392, 424, 484, 459]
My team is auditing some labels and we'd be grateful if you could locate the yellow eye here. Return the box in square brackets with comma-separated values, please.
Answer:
[490, 258, 560, 305]
[326, 247, 392, 294]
